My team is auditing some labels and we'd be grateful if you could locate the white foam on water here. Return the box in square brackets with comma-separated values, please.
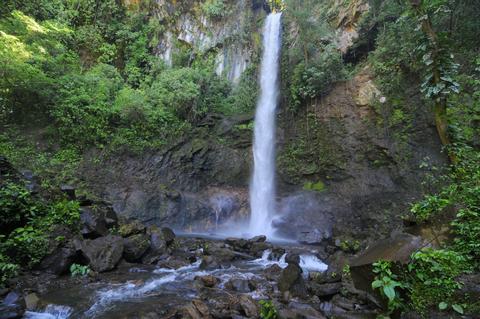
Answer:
[85, 273, 177, 316]
[153, 259, 201, 274]
[299, 255, 328, 273]
[248, 249, 288, 269]
[24, 305, 72, 319]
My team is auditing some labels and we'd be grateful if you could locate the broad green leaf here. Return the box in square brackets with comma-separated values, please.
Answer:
[383, 285, 396, 301]
[452, 304, 464, 314]
[372, 280, 383, 289]
[438, 302, 448, 310]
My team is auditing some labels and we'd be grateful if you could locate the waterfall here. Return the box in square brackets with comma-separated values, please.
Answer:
[249, 12, 282, 237]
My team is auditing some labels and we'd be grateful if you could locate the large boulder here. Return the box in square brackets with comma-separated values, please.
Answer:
[195, 275, 219, 288]
[118, 220, 146, 237]
[161, 227, 176, 246]
[207, 245, 236, 263]
[349, 233, 427, 293]
[309, 282, 343, 298]
[123, 234, 150, 262]
[0, 291, 25, 319]
[279, 302, 327, 319]
[278, 263, 307, 299]
[199, 255, 220, 270]
[80, 207, 108, 239]
[238, 295, 259, 318]
[75, 235, 124, 272]
[148, 226, 167, 253]
[225, 278, 255, 293]
[39, 243, 76, 275]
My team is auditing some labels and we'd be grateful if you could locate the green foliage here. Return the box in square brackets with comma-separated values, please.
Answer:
[259, 300, 278, 319]
[372, 260, 405, 314]
[290, 46, 347, 109]
[282, 0, 347, 111]
[3, 226, 48, 267]
[0, 11, 74, 122]
[224, 65, 258, 115]
[70, 263, 90, 277]
[0, 182, 41, 234]
[0, 129, 82, 191]
[408, 248, 468, 312]
[201, 0, 228, 19]
[339, 239, 360, 254]
[410, 194, 450, 221]
[0, 253, 18, 287]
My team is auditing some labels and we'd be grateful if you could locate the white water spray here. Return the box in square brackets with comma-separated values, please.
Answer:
[249, 12, 282, 237]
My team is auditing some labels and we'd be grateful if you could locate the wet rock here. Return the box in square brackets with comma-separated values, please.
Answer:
[279, 302, 327, 319]
[225, 237, 249, 250]
[195, 275, 219, 288]
[312, 269, 342, 284]
[118, 220, 146, 237]
[298, 228, 332, 245]
[271, 247, 286, 259]
[199, 255, 219, 270]
[123, 234, 150, 262]
[248, 235, 266, 243]
[24, 293, 39, 311]
[76, 235, 124, 272]
[238, 295, 259, 318]
[161, 227, 176, 246]
[285, 253, 301, 265]
[148, 226, 167, 253]
[309, 282, 343, 298]
[250, 242, 273, 257]
[156, 257, 189, 270]
[278, 263, 307, 299]
[264, 264, 283, 281]
[225, 278, 254, 293]
[39, 242, 76, 275]
[80, 207, 108, 239]
[183, 299, 211, 319]
[100, 205, 118, 228]
[331, 295, 355, 311]
[207, 246, 235, 263]
[0, 291, 25, 319]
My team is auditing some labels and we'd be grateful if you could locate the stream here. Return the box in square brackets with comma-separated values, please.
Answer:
[25, 247, 327, 319]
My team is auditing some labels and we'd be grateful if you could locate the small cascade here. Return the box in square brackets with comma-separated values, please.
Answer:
[249, 12, 283, 237]
[24, 305, 72, 319]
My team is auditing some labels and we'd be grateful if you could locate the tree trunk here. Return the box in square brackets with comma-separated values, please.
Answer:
[410, 0, 456, 162]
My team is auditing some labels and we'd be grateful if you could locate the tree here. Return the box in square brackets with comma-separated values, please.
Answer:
[408, 0, 460, 161]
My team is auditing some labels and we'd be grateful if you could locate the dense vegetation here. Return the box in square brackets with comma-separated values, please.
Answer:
[0, 0, 479, 317]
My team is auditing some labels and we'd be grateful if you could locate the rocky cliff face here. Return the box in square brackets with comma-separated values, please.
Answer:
[80, 0, 446, 244]
[149, 0, 266, 83]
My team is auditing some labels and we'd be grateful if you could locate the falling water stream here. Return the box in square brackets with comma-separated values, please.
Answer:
[249, 12, 283, 237]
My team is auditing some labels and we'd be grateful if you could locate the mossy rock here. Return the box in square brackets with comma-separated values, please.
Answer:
[303, 180, 326, 192]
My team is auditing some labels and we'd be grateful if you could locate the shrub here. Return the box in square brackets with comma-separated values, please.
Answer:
[0, 253, 18, 287]
[259, 300, 278, 319]
[290, 46, 346, 109]
[70, 263, 90, 277]
[372, 260, 406, 314]
[201, 0, 227, 19]
[0, 182, 41, 234]
[407, 248, 468, 313]
[4, 226, 48, 267]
